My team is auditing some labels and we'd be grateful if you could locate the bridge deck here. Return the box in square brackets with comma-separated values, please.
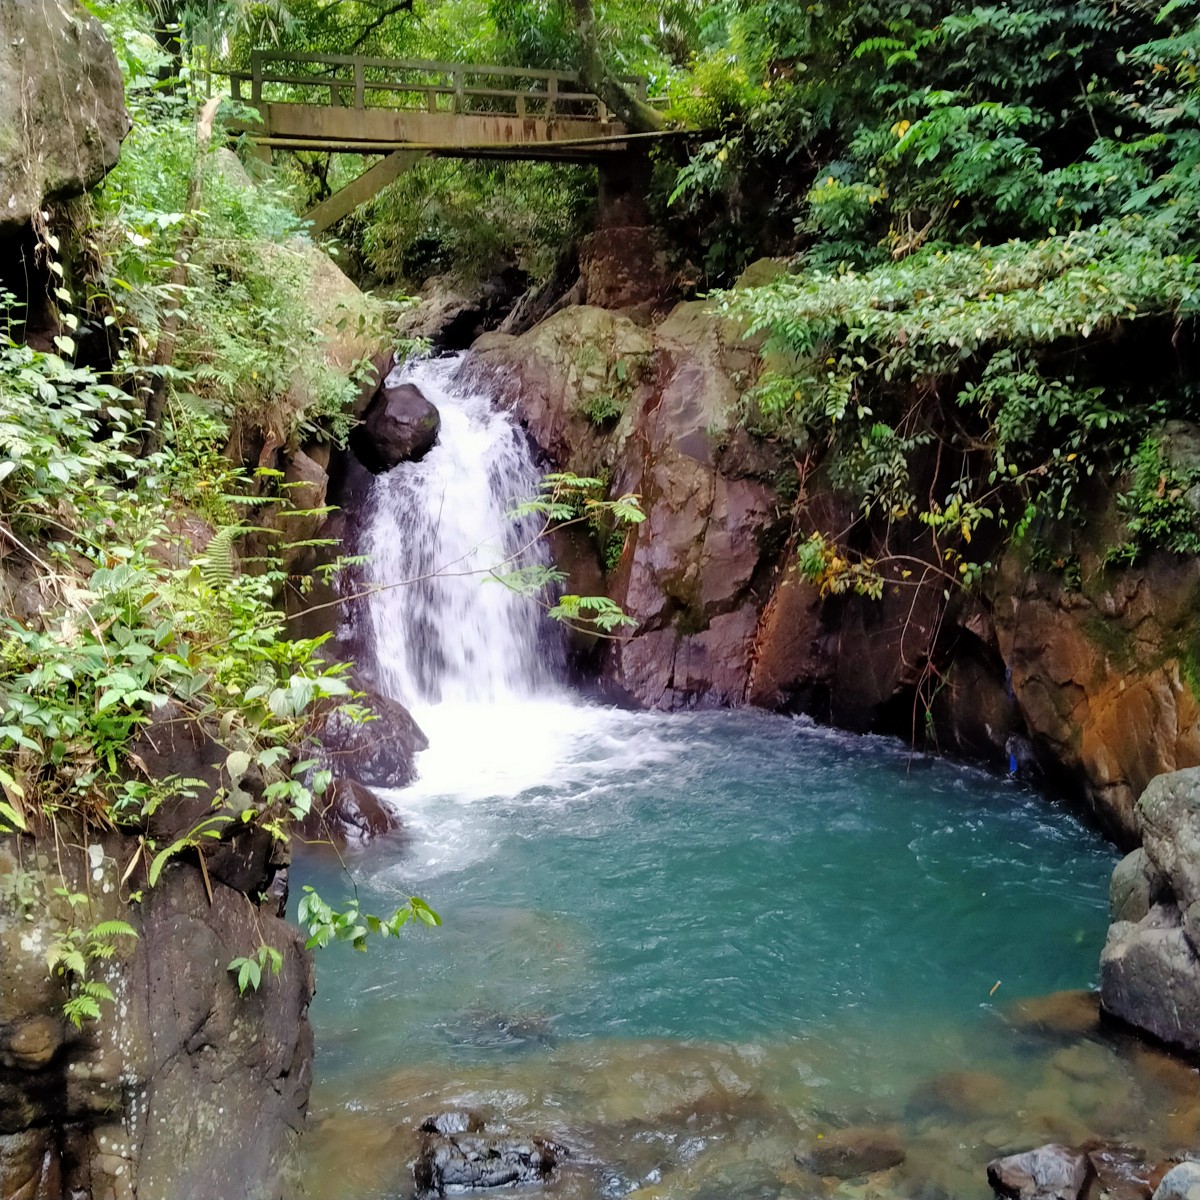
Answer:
[229, 52, 672, 231]
[230, 51, 655, 157]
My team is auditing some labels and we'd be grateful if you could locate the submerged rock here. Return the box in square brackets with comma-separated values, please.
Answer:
[796, 1126, 906, 1179]
[353, 380, 441, 472]
[986, 1144, 1096, 1200]
[1008, 990, 1103, 1041]
[906, 1070, 1013, 1121]
[413, 1131, 565, 1197]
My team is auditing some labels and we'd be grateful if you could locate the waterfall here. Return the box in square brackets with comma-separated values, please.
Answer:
[362, 355, 561, 711]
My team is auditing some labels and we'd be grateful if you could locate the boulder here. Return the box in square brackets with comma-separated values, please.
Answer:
[986, 1144, 1097, 1200]
[1100, 769, 1200, 1053]
[796, 1127, 906, 1179]
[1111, 848, 1169, 924]
[317, 680, 429, 790]
[352, 381, 441, 473]
[397, 268, 528, 350]
[299, 776, 403, 844]
[0, 833, 312, 1199]
[1155, 1163, 1200, 1200]
[0, 0, 129, 231]
[414, 1132, 565, 1198]
[1100, 907, 1200, 1052]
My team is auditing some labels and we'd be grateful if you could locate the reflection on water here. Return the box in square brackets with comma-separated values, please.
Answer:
[295, 710, 1196, 1200]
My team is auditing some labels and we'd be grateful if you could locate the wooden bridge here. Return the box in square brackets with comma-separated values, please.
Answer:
[230, 51, 669, 232]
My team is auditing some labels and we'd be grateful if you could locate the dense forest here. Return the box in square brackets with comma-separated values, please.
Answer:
[4, 0, 1200, 1196]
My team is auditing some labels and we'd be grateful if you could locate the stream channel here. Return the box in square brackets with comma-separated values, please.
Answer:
[294, 358, 1193, 1200]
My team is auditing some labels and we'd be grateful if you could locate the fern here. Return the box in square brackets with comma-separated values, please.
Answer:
[201, 525, 241, 591]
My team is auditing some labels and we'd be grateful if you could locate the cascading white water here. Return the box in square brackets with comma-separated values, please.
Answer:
[364, 355, 560, 708]
[361, 355, 634, 809]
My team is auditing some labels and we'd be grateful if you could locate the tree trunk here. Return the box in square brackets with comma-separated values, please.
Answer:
[571, 0, 664, 133]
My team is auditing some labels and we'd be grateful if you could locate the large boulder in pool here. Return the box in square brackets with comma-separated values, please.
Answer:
[1100, 768, 1200, 1053]
[352, 380, 441, 472]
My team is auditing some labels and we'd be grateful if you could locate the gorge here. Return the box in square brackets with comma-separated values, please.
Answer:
[4, 1, 1200, 1198]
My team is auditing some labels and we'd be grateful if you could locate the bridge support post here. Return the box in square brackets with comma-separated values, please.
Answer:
[303, 149, 428, 235]
[597, 149, 652, 228]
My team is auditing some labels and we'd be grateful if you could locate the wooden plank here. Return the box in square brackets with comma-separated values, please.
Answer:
[303, 149, 427, 234]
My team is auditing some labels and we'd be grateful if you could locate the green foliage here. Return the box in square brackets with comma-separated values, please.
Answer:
[355, 158, 595, 288]
[297, 886, 441, 952]
[45, 888, 138, 1028]
[1111, 435, 1200, 563]
[502, 472, 643, 631]
[228, 942, 284, 994]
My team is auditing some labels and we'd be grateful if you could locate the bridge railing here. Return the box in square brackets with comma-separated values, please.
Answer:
[229, 51, 649, 123]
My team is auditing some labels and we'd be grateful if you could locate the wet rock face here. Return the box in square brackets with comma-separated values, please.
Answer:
[986, 1144, 1096, 1200]
[0, 834, 313, 1200]
[1101, 768, 1200, 1053]
[992, 549, 1200, 845]
[353, 381, 441, 472]
[0, 0, 129, 232]
[301, 677, 429, 844]
[473, 302, 788, 709]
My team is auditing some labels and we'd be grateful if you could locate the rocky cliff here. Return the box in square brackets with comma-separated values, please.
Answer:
[0, 828, 312, 1200]
[472, 292, 1200, 848]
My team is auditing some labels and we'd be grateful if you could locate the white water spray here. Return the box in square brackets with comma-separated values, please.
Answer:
[363, 355, 559, 708]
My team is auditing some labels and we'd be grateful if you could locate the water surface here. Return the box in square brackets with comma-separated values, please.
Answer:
[293, 709, 1191, 1200]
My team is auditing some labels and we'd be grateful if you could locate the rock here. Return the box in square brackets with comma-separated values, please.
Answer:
[1087, 1145, 1159, 1200]
[472, 301, 787, 710]
[128, 701, 286, 896]
[300, 776, 403, 843]
[0, 0, 129, 231]
[1137, 769, 1200, 945]
[986, 1144, 1097, 1200]
[1100, 768, 1200, 1053]
[317, 679, 429, 790]
[1155, 1163, 1200, 1200]
[420, 1111, 486, 1136]
[796, 1127, 906, 1179]
[906, 1070, 1013, 1121]
[398, 268, 528, 350]
[414, 1132, 565, 1198]
[1100, 907, 1200, 1053]
[992, 546, 1200, 847]
[445, 1009, 557, 1050]
[352, 380, 441, 472]
[1008, 990, 1102, 1040]
[577, 226, 675, 310]
[0, 834, 312, 1199]
[1111, 848, 1168, 924]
